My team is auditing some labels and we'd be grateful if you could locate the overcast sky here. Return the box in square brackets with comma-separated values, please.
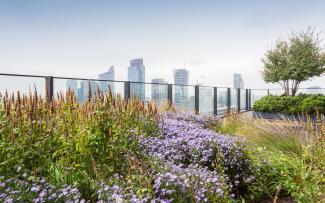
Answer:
[0, 0, 325, 90]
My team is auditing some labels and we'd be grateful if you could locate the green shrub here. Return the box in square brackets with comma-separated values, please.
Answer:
[299, 95, 325, 114]
[253, 94, 325, 115]
[247, 147, 324, 203]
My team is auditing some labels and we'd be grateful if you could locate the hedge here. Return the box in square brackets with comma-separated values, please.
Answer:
[253, 94, 325, 115]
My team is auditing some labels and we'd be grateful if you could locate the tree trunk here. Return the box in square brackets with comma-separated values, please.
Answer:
[291, 80, 300, 96]
[284, 80, 289, 96]
[279, 80, 290, 96]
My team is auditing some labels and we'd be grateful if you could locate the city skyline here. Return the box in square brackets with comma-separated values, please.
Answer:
[1, 0, 325, 89]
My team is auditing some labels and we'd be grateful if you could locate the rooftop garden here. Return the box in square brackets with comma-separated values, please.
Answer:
[0, 88, 324, 202]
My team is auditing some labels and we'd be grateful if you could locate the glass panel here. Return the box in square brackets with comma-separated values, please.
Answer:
[150, 83, 168, 106]
[130, 82, 146, 101]
[251, 89, 268, 106]
[297, 88, 325, 95]
[199, 86, 214, 115]
[0, 75, 45, 97]
[54, 78, 124, 103]
[269, 89, 284, 96]
[217, 88, 228, 115]
[240, 89, 246, 111]
[173, 85, 195, 112]
[230, 88, 238, 111]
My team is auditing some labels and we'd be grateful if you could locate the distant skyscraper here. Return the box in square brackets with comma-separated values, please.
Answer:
[66, 79, 78, 92]
[98, 66, 115, 94]
[128, 58, 145, 100]
[79, 80, 98, 103]
[66, 79, 79, 98]
[173, 69, 189, 107]
[233, 73, 244, 89]
[151, 78, 168, 104]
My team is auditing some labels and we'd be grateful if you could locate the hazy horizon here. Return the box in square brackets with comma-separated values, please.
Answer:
[1, 0, 325, 89]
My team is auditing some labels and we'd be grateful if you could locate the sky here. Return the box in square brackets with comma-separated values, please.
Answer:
[0, 0, 325, 91]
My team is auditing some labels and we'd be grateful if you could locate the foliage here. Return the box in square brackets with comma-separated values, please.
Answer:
[253, 94, 325, 115]
[1, 87, 324, 202]
[220, 113, 325, 202]
[262, 28, 325, 96]
[0, 88, 159, 200]
[0, 173, 84, 202]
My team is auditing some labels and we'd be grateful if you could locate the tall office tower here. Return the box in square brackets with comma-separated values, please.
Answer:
[66, 79, 79, 98]
[151, 78, 168, 104]
[98, 66, 115, 94]
[233, 73, 244, 89]
[79, 80, 98, 103]
[173, 69, 189, 107]
[128, 58, 145, 100]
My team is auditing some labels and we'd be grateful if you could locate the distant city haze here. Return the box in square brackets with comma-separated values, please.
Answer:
[0, 0, 325, 89]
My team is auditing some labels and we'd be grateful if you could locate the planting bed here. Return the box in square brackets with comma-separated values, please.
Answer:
[0, 92, 324, 202]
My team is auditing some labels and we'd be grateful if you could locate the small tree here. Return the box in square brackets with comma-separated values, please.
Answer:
[262, 28, 325, 96]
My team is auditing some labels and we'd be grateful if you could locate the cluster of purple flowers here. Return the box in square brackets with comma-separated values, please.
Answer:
[139, 113, 255, 200]
[162, 112, 220, 128]
[96, 174, 153, 203]
[0, 112, 256, 202]
[0, 176, 84, 203]
[153, 164, 229, 202]
[97, 183, 153, 203]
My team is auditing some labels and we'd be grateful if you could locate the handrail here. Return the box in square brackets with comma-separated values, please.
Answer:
[1, 72, 324, 116]
[1, 73, 324, 89]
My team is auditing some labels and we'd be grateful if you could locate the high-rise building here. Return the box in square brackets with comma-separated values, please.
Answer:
[66, 79, 78, 92]
[173, 69, 189, 108]
[98, 66, 115, 94]
[128, 58, 145, 100]
[79, 80, 98, 103]
[233, 73, 244, 89]
[66, 79, 79, 98]
[151, 78, 168, 104]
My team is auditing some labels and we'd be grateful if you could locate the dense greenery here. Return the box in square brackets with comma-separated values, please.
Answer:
[262, 28, 325, 96]
[253, 94, 325, 115]
[0, 89, 159, 201]
[216, 114, 325, 202]
[0, 88, 324, 202]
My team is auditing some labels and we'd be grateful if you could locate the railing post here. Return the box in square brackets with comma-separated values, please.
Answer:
[227, 88, 231, 115]
[237, 88, 240, 112]
[45, 76, 54, 101]
[248, 89, 252, 110]
[267, 89, 270, 95]
[124, 81, 130, 100]
[195, 85, 199, 114]
[213, 87, 218, 116]
[167, 84, 173, 104]
[245, 89, 249, 111]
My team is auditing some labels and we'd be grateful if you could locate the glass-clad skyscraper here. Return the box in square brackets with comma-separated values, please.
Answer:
[128, 58, 145, 100]
[233, 73, 244, 89]
[98, 66, 115, 94]
[151, 78, 168, 104]
[173, 68, 189, 106]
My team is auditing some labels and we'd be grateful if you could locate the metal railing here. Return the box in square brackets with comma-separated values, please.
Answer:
[1, 73, 324, 116]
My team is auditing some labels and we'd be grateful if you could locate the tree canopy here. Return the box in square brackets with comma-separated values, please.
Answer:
[262, 28, 325, 96]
